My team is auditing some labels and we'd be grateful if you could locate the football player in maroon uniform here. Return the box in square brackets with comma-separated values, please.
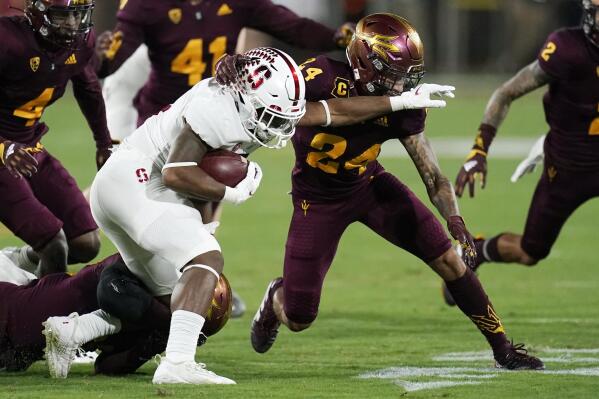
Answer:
[247, 13, 544, 370]
[0, 0, 112, 277]
[449, 0, 599, 283]
[0, 254, 171, 374]
[95, 0, 355, 126]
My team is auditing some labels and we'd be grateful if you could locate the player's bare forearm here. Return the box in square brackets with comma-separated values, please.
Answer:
[300, 97, 391, 127]
[401, 133, 459, 220]
[162, 124, 226, 201]
[482, 60, 550, 128]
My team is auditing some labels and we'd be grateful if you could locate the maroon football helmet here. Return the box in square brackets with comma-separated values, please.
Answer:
[25, 0, 94, 48]
[582, 0, 599, 47]
[347, 13, 425, 96]
[347, 13, 424, 95]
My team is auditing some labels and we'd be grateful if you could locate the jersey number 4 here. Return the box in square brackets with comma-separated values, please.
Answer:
[171, 36, 227, 86]
[13, 88, 55, 127]
[306, 133, 381, 175]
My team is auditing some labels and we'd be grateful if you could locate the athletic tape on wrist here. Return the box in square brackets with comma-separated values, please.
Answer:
[180, 264, 220, 280]
[319, 100, 332, 127]
[162, 162, 198, 172]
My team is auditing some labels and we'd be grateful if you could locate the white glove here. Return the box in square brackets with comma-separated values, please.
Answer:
[389, 83, 455, 111]
[510, 134, 546, 183]
[222, 161, 263, 205]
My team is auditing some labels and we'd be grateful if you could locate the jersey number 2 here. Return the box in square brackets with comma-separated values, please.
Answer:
[171, 36, 227, 86]
[306, 133, 381, 175]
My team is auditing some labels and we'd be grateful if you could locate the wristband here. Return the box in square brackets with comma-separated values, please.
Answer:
[473, 123, 497, 153]
[319, 100, 331, 127]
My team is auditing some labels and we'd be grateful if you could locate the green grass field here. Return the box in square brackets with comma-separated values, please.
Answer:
[1, 78, 599, 398]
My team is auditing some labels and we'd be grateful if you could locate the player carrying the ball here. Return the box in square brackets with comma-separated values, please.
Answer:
[44, 46, 453, 384]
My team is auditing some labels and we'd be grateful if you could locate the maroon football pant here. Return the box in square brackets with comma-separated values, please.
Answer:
[283, 172, 451, 324]
[521, 162, 599, 260]
[0, 149, 97, 250]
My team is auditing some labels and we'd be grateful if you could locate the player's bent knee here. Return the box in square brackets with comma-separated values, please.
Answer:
[429, 248, 466, 281]
[68, 230, 101, 263]
[97, 260, 153, 322]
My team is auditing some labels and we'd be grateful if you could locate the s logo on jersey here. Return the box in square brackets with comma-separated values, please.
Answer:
[168, 8, 182, 24]
[247, 65, 272, 90]
[29, 57, 40, 72]
[135, 168, 149, 183]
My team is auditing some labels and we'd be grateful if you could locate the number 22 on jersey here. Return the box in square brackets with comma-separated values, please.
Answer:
[306, 133, 381, 175]
[171, 36, 226, 86]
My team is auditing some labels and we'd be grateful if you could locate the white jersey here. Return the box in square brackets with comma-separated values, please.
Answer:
[124, 78, 260, 169]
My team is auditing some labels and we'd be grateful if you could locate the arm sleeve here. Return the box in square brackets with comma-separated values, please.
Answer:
[537, 29, 573, 80]
[72, 61, 112, 149]
[97, 0, 146, 78]
[246, 0, 336, 51]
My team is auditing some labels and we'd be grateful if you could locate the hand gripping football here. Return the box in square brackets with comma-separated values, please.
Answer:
[203, 272, 233, 336]
[199, 149, 248, 187]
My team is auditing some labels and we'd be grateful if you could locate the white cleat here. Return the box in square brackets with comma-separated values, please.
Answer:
[42, 313, 81, 378]
[152, 356, 236, 385]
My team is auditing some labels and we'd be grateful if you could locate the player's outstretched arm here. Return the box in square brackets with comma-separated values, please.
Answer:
[299, 84, 454, 127]
[455, 60, 551, 198]
[401, 133, 477, 267]
[162, 124, 262, 205]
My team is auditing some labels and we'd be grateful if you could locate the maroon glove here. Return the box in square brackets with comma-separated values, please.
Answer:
[214, 54, 252, 86]
[96, 147, 112, 170]
[0, 140, 39, 179]
[333, 22, 356, 48]
[455, 151, 487, 198]
[447, 215, 477, 269]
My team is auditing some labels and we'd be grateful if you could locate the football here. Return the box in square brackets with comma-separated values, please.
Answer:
[199, 149, 248, 187]
[203, 272, 233, 336]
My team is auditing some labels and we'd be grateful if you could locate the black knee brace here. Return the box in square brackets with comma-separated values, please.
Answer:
[97, 259, 153, 323]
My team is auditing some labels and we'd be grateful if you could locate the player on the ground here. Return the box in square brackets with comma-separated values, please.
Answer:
[447, 0, 599, 284]
[43, 47, 454, 384]
[0, 0, 111, 276]
[245, 14, 544, 370]
[0, 254, 171, 374]
[96, 0, 356, 128]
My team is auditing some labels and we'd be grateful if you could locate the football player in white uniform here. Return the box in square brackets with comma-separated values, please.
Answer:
[42, 47, 455, 384]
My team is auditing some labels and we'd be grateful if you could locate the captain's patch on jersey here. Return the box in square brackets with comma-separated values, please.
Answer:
[331, 77, 350, 98]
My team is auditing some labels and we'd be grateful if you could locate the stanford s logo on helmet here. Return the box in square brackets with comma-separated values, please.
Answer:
[582, 0, 599, 47]
[232, 47, 306, 149]
[347, 13, 425, 96]
[25, 0, 94, 48]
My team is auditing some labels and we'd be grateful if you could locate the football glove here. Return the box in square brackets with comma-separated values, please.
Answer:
[214, 54, 252, 86]
[0, 140, 39, 179]
[455, 151, 487, 198]
[333, 22, 356, 48]
[222, 161, 263, 205]
[510, 134, 545, 183]
[389, 84, 455, 111]
[447, 215, 477, 269]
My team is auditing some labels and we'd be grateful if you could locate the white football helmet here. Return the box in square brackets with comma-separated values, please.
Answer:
[231, 47, 306, 149]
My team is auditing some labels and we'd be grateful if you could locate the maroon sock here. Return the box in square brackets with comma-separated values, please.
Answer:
[445, 268, 509, 355]
[482, 234, 505, 263]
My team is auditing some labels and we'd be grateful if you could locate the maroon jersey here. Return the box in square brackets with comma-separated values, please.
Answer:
[537, 28, 599, 171]
[291, 56, 426, 201]
[0, 16, 110, 147]
[99, 0, 337, 113]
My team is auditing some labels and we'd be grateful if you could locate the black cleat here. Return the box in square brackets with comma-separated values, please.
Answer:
[495, 342, 545, 370]
[250, 277, 283, 353]
[441, 281, 457, 307]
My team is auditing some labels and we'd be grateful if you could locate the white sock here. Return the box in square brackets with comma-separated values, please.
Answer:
[73, 310, 122, 345]
[165, 310, 205, 364]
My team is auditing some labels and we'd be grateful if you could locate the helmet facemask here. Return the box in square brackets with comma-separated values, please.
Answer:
[26, 0, 94, 49]
[366, 53, 424, 95]
[582, 0, 599, 47]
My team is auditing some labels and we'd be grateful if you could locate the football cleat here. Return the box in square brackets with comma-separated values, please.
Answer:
[0, 246, 38, 275]
[250, 277, 283, 353]
[152, 355, 236, 385]
[43, 313, 81, 378]
[495, 342, 545, 370]
[231, 290, 246, 318]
